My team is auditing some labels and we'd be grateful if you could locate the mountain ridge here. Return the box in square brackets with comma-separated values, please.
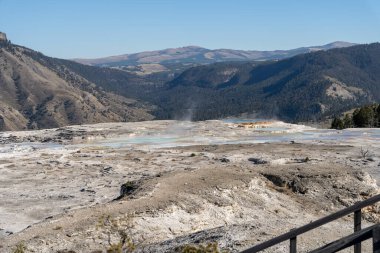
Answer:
[72, 41, 356, 67]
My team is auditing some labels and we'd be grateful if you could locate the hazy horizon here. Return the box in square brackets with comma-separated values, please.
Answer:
[1, 0, 380, 59]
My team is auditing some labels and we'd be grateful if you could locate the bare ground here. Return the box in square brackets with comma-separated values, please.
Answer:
[0, 121, 379, 252]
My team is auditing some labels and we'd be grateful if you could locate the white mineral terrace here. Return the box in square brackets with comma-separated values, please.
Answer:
[0, 120, 379, 245]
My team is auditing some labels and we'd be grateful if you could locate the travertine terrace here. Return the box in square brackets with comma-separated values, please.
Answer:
[0, 120, 379, 252]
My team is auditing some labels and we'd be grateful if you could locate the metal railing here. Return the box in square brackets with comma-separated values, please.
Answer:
[310, 223, 380, 253]
[240, 194, 380, 253]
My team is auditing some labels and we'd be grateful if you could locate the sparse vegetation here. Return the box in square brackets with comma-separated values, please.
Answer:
[360, 146, 370, 159]
[12, 243, 26, 253]
[96, 214, 136, 253]
[180, 242, 228, 253]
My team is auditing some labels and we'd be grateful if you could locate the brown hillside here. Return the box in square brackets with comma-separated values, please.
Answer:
[0, 45, 154, 131]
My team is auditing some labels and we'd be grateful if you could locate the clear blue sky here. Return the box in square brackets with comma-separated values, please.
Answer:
[1, 0, 380, 59]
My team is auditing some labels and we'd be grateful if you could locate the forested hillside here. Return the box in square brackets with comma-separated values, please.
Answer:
[150, 43, 380, 121]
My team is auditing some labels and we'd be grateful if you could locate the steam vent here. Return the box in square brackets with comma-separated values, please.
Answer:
[0, 32, 7, 41]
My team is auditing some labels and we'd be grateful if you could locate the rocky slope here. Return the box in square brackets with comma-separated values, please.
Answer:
[0, 40, 154, 131]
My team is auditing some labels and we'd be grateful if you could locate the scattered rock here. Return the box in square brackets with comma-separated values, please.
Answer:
[101, 166, 113, 175]
[56, 194, 75, 200]
[80, 189, 95, 194]
[262, 173, 308, 194]
[262, 174, 287, 187]
[184, 167, 197, 171]
[115, 181, 139, 200]
[220, 158, 230, 163]
[248, 158, 268, 164]
[5, 230, 13, 235]
[288, 179, 308, 194]
[66, 232, 78, 238]
[295, 157, 310, 163]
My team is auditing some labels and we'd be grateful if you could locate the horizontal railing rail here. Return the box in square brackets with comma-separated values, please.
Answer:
[240, 194, 380, 253]
[309, 223, 380, 253]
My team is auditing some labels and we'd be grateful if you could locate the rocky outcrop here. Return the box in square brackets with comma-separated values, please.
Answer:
[0, 32, 7, 41]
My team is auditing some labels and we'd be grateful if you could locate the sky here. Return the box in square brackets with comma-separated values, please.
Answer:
[1, 0, 380, 59]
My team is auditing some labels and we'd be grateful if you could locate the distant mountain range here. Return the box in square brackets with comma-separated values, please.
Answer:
[73, 42, 356, 75]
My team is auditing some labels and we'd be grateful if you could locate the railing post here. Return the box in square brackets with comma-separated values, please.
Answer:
[354, 209, 362, 253]
[373, 225, 380, 253]
[290, 236, 297, 253]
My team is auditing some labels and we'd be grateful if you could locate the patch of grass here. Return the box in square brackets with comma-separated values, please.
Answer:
[97, 214, 136, 253]
[106, 242, 123, 253]
[12, 243, 26, 253]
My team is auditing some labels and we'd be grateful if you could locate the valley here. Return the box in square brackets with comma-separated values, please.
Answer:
[1, 34, 379, 132]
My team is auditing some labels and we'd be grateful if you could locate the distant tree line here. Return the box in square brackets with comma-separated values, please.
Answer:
[331, 104, 380, 129]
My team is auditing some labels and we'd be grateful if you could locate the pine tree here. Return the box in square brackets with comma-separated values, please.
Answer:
[343, 114, 353, 128]
[352, 106, 375, 127]
[331, 117, 344, 129]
